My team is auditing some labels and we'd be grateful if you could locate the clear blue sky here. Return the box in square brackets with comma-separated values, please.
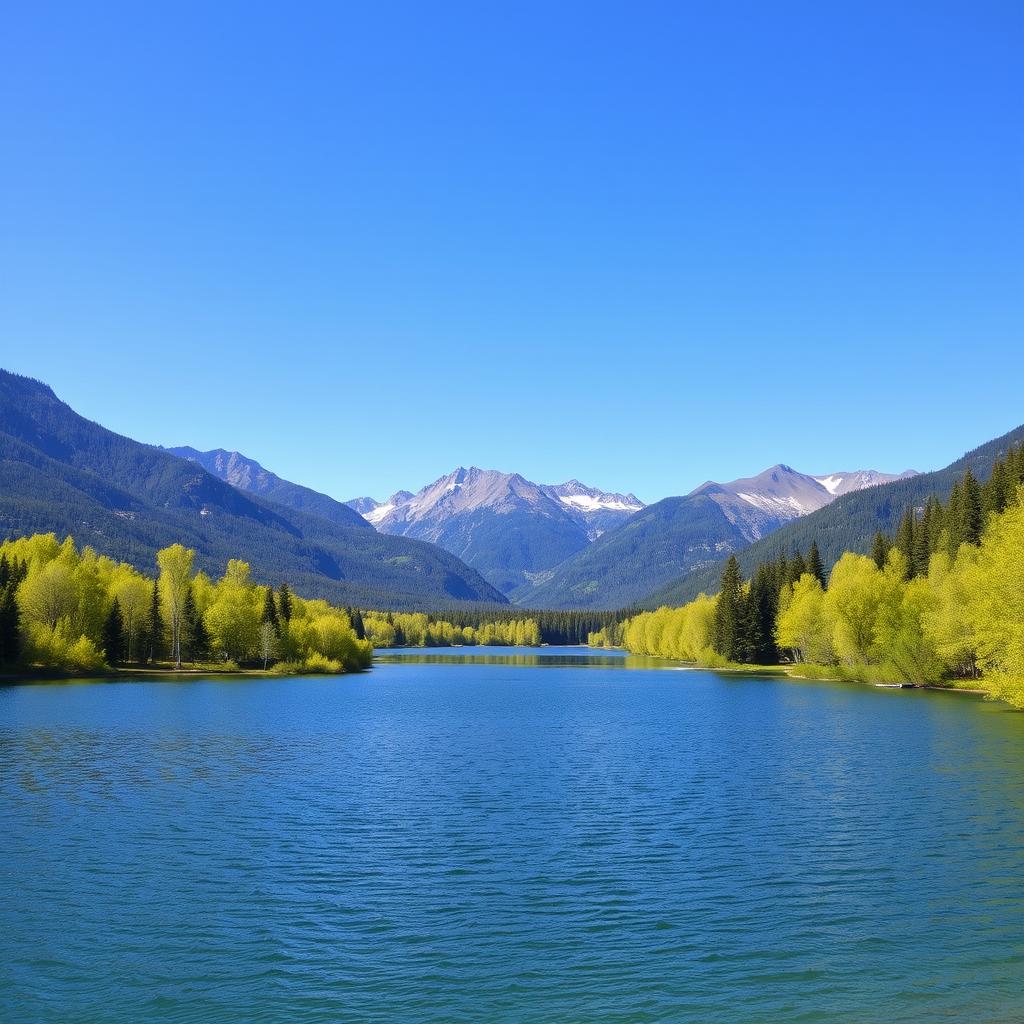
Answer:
[2, 2, 1021, 504]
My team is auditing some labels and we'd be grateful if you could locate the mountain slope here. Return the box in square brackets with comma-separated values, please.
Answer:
[348, 468, 643, 594]
[0, 371, 505, 609]
[165, 446, 370, 530]
[646, 423, 1024, 608]
[512, 463, 912, 610]
[508, 491, 760, 610]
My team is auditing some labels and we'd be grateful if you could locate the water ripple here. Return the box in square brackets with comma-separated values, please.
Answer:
[2, 653, 1023, 1023]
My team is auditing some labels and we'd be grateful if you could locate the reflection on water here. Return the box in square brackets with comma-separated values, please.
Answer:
[374, 645, 670, 669]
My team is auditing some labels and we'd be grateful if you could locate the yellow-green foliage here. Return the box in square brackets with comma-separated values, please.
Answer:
[0, 533, 371, 675]
[611, 488, 1024, 706]
[611, 593, 720, 664]
[364, 612, 541, 648]
[957, 493, 1024, 707]
[4, 533, 142, 671]
[197, 565, 372, 672]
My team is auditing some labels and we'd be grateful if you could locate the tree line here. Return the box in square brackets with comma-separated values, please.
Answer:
[360, 611, 542, 648]
[424, 607, 627, 646]
[0, 535, 371, 674]
[597, 444, 1024, 708]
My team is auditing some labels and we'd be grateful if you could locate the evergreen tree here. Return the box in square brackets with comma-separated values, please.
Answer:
[747, 563, 779, 664]
[146, 582, 165, 664]
[945, 480, 965, 555]
[807, 541, 826, 588]
[788, 551, 807, 585]
[871, 531, 891, 570]
[261, 586, 280, 634]
[926, 495, 945, 555]
[192, 609, 211, 663]
[984, 459, 1009, 515]
[733, 590, 757, 665]
[101, 598, 126, 665]
[961, 469, 983, 545]
[775, 554, 789, 592]
[895, 509, 916, 578]
[912, 506, 932, 578]
[182, 585, 210, 663]
[713, 556, 743, 661]
[350, 608, 366, 641]
[277, 583, 293, 623]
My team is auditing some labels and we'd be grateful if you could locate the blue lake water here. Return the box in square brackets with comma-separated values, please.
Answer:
[2, 647, 1023, 1023]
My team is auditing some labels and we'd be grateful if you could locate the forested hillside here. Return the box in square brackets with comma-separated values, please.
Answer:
[605, 444, 1024, 708]
[646, 422, 1024, 608]
[0, 371, 505, 609]
[509, 491, 759, 610]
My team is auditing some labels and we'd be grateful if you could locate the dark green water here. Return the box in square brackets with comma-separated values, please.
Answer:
[2, 647, 1023, 1023]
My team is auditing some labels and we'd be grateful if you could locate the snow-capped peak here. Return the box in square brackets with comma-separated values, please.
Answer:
[545, 480, 644, 515]
[689, 464, 920, 542]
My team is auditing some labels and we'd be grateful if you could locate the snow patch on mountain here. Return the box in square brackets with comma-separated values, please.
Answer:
[812, 469, 918, 496]
[557, 493, 643, 513]
[689, 464, 920, 543]
[815, 474, 845, 495]
[364, 502, 395, 525]
[734, 491, 821, 517]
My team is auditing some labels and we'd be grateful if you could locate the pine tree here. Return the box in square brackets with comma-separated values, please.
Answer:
[146, 582, 165, 664]
[181, 585, 210, 663]
[912, 503, 932, 577]
[277, 583, 293, 623]
[926, 495, 944, 555]
[788, 551, 807, 585]
[190, 598, 211, 663]
[713, 556, 743, 661]
[351, 608, 366, 641]
[895, 509, 915, 578]
[775, 554, 789, 592]
[733, 590, 757, 665]
[261, 586, 280, 634]
[984, 459, 1009, 516]
[1007, 442, 1024, 485]
[807, 541, 826, 588]
[945, 480, 965, 555]
[101, 598, 126, 665]
[871, 531, 891, 570]
[748, 563, 779, 664]
[960, 469, 983, 545]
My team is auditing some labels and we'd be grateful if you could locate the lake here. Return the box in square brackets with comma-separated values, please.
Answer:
[2, 647, 1023, 1023]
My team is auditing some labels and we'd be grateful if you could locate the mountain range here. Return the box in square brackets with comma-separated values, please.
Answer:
[0, 371, 504, 608]
[5, 366, 1017, 615]
[345, 469, 644, 594]
[505, 464, 916, 609]
[165, 446, 370, 530]
[333, 464, 912, 603]
[647, 423, 1024, 609]
[129, 441, 917, 607]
